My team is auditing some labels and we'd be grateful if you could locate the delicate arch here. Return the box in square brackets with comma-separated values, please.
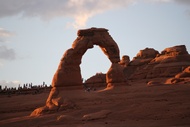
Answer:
[51, 28, 125, 87]
[31, 28, 127, 116]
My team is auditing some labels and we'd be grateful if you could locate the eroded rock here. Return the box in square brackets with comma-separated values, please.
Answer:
[106, 63, 127, 87]
[124, 45, 190, 80]
[119, 55, 130, 67]
[31, 28, 126, 116]
[175, 66, 190, 78]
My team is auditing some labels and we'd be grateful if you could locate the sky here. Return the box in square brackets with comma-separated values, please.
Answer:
[0, 0, 190, 88]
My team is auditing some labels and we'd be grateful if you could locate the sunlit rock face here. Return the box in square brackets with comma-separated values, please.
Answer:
[175, 66, 190, 78]
[146, 45, 190, 78]
[130, 47, 159, 66]
[124, 45, 190, 80]
[31, 28, 126, 116]
[123, 47, 159, 79]
[165, 66, 190, 84]
[52, 27, 125, 87]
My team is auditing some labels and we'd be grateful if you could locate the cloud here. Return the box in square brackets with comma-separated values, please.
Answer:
[0, 45, 16, 60]
[144, 0, 172, 2]
[0, 80, 21, 89]
[0, 0, 135, 29]
[174, 0, 190, 5]
[0, 28, 15, 43]
[173, 0, 190, 16]
[0, 28, 14, 37]
[0, 38, 6, 43]
[0, 28, 16, 66]
[0, 0, 189, 28]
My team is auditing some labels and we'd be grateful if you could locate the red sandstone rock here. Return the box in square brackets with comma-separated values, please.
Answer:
[130, 48, 159, 66]
[52, 28, 124, 88]
[164, 77, 186, 84]
[161, 45, 188, 56]
[146, 45, 190, 78]
[85, 73, 106, 84]
[31, 29, 190, 117]
[124, 45, 190, 80]
[82, 110, 111, 121]
[175, 66, 190, 78]
[52, 48, 83, 87]
[106, 63, 127, 86]
[147, 81, 163, 87]
[135, 48, 159, 59]
[123, 48, 159, 79]
[119, 55, 130, 67]
[150, 45, 190, 64]
[31, 28, 126, 116]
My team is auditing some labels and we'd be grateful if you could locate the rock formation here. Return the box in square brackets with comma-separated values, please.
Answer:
[175, 66, 190, 78]
[123, 45, 190, 80]
[119, 55, 130, 67]
[30, 27, 190, 117]
[131, 48, 159, 66]
[106, 63, 126, 85]
[123, 47, 159, 79]
[51, 27, 126, 88]
[31, 27, 127, 116]
[147, 45, 190, 78]
[84, 73, 106, 88]
[85, 45, 190, 84]
[165, 66, 190, 84]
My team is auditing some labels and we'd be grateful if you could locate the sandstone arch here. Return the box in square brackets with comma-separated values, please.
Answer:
[31, 28, 126, 116]
[52, 27, 125, 87]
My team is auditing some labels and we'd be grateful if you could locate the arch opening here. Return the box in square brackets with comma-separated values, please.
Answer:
[80, 45, 110, 82]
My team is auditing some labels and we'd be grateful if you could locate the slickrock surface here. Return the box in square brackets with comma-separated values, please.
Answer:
[1, 28, 190, 127]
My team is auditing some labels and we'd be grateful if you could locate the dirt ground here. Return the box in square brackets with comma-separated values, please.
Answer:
[0, 79, 190, 127]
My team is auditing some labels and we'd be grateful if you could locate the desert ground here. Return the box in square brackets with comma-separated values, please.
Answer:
[0, 78, 190, 127]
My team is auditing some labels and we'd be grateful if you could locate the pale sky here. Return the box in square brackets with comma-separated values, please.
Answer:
[0, 0, 190, 88]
